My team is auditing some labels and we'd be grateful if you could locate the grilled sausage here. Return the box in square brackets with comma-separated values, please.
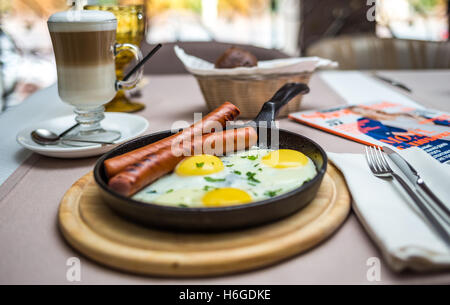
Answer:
[104, 102, 240, 177]
[108, 127, 257, 197]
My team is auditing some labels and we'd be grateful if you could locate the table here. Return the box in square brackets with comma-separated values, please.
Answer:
[1, 71, 449, 284]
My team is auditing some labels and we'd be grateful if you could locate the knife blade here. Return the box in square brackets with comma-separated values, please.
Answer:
[383, 146, 450, 221]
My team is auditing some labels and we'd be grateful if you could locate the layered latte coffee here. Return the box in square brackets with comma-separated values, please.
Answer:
[48, 11, 117, 108]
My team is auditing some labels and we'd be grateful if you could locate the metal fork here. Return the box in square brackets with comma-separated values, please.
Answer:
[365, 146, 450, 246]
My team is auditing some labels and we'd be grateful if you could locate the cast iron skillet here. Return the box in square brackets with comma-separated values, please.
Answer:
[94, 83, 327, 232]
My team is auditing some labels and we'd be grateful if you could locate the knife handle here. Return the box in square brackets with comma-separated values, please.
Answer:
[392, 173, 450, 247]
[417, 179, 450, 220]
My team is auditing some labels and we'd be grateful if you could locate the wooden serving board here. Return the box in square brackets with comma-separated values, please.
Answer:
[58, 163, 351, 277]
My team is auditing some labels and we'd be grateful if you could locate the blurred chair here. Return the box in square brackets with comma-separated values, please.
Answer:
[141, 41, 289, 74]
[306, 35, 450, 70]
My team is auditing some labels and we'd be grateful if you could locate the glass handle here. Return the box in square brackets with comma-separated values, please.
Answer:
[114, 43, 143, 91]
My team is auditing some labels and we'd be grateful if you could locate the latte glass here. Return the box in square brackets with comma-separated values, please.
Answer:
[48, 10, 143, 143]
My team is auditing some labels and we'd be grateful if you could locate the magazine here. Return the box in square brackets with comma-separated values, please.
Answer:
[289, 101, 450, 164]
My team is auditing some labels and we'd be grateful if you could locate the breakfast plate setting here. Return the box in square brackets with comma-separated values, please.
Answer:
[58, 83, 352, 276]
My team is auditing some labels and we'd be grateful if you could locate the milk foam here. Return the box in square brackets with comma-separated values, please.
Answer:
[57, 64, 116, 107]
[48, 10, 117, 32]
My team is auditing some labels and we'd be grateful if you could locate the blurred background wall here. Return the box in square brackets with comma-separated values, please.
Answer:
[2, 0, 448, 56]
[0, 0, 449, 107]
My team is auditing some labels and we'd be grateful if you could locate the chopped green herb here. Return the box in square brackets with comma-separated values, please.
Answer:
[264, 189, 283, 198]
[241, 156, 248, 159]
[203, 185, 215, 191]
[233, 170, 241, 175]
[195, 162, 204, 168]
[246, 172, 260, 183]
[253, 163, 260, 167]
[204, 177, 226, 183]
[146, 190, 157, 194]
[248, 182, 257, 186]
[166, 189, 174, 193]
[178, 204, 188, 208]
[247, 155, 258, 161]
[226, 164, 234, 167]
[258, 168, 263, 172]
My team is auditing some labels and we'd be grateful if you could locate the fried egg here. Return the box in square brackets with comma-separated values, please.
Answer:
[132, 147, 317, 208]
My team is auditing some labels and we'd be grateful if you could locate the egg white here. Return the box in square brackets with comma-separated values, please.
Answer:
[132, 147, 317, 207]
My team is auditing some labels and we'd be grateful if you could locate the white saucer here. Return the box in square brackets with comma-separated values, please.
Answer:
[16, 113, 149, 158]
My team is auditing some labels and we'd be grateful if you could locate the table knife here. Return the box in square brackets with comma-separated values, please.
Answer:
[383, 146, 450, 222]
[372, 73, 412, 93]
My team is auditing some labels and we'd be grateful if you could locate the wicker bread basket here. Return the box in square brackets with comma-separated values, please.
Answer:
[195, 72, 312, 118]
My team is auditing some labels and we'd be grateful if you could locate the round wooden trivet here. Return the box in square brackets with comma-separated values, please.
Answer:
[58, 163, 350, 277]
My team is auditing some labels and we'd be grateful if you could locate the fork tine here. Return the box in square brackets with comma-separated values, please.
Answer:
[368, 146, 377, 171]
[374, 146, 387, 172]
[367, 146, 377, 172]
[365, 146, 377, 173]
[369, 146, 381, 172]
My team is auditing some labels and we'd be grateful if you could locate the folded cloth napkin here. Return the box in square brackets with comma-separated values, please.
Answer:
[174, 45, 337, 76]
[328, 147, 450, 271]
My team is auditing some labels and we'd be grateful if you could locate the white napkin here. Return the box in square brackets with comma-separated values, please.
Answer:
[174, 45, 338, 76]
[328, 147, 450, 271]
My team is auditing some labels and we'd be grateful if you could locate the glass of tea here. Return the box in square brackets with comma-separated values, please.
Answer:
[47, 10, 144, 143]
[85, 1, 146, 113]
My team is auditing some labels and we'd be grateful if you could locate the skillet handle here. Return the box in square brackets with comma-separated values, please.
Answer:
[253, 83, 310, 125]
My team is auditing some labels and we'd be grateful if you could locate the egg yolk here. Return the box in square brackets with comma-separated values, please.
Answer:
[175, 154, 224, 176]
[202, 188, 252, 207]
[261, 149, 308, 168]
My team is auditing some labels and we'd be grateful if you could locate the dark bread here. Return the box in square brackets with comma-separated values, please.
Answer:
[215, 46, 258, 69]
